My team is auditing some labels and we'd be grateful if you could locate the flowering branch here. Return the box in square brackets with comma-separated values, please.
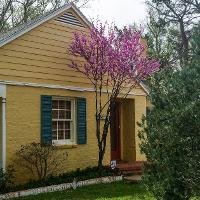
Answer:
[69, 22, 160, 168]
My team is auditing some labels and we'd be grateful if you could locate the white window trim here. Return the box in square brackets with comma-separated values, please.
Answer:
[52, 97, 76, 146]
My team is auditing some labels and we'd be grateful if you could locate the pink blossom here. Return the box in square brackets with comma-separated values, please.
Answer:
[69, 22, 160, 90]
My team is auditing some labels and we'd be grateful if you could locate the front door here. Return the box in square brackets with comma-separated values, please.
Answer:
[110, 102, 121, 160]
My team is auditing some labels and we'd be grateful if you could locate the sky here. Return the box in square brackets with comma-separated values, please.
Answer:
[81, 0, 147, 28]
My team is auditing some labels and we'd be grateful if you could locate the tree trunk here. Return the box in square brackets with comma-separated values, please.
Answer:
[179, 19, 189, 66]
[97, 108, 111, 169]
[98, 147, 104, 169]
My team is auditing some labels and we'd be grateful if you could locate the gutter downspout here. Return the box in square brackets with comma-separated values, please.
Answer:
[2, 98, 6, 170]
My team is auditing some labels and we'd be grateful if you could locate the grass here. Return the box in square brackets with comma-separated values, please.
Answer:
[16, 181, 155, 200]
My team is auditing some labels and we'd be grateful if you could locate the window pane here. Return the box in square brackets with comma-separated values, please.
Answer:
[58, 121, 64, 129]
[52, 100, 58, 109]
[52, 110, 58, 119]
[59, 110, 66, 119]
[52, 130, 57, 140]
[58, 130, 64, 140]
[66, 101, 71, 110]
[65, 121, 70, 129]
[65, 130, 70, 139]
[66, 111, 71, 119]
[59, 100, 65, 109]
[52, 121, 57, 130]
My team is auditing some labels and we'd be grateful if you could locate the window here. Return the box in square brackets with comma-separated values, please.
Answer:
[52, 97, 75, 145]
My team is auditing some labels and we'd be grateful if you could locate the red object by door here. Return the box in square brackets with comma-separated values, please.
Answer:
[111, 103, 121, 160]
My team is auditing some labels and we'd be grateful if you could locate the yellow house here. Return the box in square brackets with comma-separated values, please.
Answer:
[0, 3, 147, 183]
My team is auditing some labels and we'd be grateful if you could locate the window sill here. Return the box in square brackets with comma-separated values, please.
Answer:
[54, 144, 78, 149]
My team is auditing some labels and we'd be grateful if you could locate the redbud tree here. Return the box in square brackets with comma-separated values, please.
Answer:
[70, 23, 160, 168]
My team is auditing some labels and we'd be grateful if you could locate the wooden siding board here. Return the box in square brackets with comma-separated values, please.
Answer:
[11, 40, 68, 53]
[0, 68, 91, 84]
[0, 56, 83, 71]
[0, 74, 93, 88]
[0, 49, 85, 64]
[0, 62, 85, 77]
[20, 34, 71, 48]
[20, 30, 73, 43]
[34, 26, 88, 39]
[43, 22, 89, 33]
[3, 45, 73, 60]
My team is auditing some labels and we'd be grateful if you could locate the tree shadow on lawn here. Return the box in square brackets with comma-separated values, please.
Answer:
[18, 181, 155, 200]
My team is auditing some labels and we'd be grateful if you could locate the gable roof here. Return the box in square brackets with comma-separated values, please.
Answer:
[0, 3, 91, 48]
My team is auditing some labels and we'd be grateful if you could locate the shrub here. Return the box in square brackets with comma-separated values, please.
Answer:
[0, 166, 15, 193]
[15, 142, 68, 181]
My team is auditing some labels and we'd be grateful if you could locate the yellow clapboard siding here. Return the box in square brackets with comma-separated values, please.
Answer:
[0, 74, 93, 88]
[3, 44, 73, 60]
[36, 22, 87, 38]
[11, 39, 68, 53]
[19, 34, 70, 48]
[0, 55, 83, 70]
[0, 68, 91, 84]
[17, 34, 71, 49]
[0, 49, 85, 64]
[0, 62, 85, 78]
[43, 21, 89, 34]
[28, 29, 74, 42]
[50, 20, 87, 33]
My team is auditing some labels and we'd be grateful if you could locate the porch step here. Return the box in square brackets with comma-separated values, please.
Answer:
[117, 161, 142, 170]
[116, 161, 143, 182]
[124, 175, 142, 183]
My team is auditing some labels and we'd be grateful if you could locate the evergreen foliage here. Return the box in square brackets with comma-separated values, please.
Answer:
[139, 23, 200, 200]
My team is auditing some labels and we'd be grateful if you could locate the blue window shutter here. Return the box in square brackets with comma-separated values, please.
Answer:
[41, 95, 52, 145]
[77, 98, 87, 144]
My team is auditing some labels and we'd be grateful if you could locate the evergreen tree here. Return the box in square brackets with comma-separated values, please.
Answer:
[139, 23, 200, 200]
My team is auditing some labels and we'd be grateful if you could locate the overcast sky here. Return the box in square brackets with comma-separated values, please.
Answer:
[81, 0, 147, 28]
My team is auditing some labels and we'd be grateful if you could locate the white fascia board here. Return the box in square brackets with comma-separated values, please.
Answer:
[0, 80, 147, 96]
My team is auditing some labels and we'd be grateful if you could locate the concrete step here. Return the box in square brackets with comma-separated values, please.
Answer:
[124, 175, 142, 183]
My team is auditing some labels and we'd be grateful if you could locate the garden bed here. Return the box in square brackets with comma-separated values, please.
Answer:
[0, 166, 121, 199]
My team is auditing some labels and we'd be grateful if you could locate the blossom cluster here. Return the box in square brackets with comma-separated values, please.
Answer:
[70, 22, 160, 87]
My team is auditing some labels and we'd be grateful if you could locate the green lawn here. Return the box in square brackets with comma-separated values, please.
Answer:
[17, 181, 155, 200]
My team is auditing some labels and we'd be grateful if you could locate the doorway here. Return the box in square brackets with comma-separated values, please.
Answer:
[110, 102, 121, 161]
